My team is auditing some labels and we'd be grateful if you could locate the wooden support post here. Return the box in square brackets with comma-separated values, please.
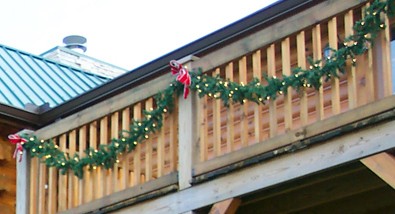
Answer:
[209, 198, 241, 214]
[328, 17, 341, 115]
[16, 130, 33, 214]
[360, 152, 395, 189]
[373, 13, 392, 98]
[178, 55, 199, 189]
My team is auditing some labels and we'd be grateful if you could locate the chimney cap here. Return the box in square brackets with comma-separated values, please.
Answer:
[63, 35, 87, 52]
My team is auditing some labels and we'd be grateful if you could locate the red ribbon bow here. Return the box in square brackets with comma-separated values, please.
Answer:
[8, 134, 27, 162]
[170, 60, 191, 99]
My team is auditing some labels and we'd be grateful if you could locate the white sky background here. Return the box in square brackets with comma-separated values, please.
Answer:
[1, 0, 278, 70]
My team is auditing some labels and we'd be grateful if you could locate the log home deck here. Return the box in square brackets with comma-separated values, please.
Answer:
[20, 0, 395, 213]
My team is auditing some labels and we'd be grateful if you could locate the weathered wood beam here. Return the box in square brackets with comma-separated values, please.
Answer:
[361, 152, 395, 189]
[114, 118, 395, 214]
[209, 198, 241, 214]
[178, 56, 199, 190]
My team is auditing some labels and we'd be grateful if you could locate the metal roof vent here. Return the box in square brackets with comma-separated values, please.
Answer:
[63, 35, 87, 53]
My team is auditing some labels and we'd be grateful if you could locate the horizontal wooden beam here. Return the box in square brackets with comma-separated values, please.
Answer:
[194, 95, 395, 176]
[191, 0, 368, 72]
[209, 198, 241, 214]
[59, 172, 178, 214]
[115, 118, 395, 213]
[245, 167, 387, 213]
[35, 73, 173, 140]
[361, 152, 395, 189]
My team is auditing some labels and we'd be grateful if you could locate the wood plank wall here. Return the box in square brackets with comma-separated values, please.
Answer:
[0, 125, 20, 214]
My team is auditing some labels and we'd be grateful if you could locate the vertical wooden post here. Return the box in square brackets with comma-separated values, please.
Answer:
[58, 134, 68, 211]
[267, 44, 277, 137]
[77, 127, 86, 205]
[225, 62, 235, 153]
[344, 10, 358, 109]
[67, 130, 77, 208]
[98, 118, 107, 197]
[145, 99, 154, 181]
[252, 50, 262, 143]
[239, 56, 249, 147]
[212, 68, 222, 156]
[363, 3, 376, 103]
[111, 112, 119, 192]
[133, 103, 142, 186]
[282, 37, 293, 131]
[312, 24, 324, 120]
[16, 130, 33, 214]
[373, 13, 392, 98]
[297, 32, 308, 126]
[121, 108, 130, 189]
[178, 55, 199, 189]
[328, 17, 341, 115]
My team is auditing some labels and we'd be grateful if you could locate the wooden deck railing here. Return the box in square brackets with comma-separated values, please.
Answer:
[23, 0, 392, 213]
[27, 74, 179, 213]
[190, 0, 392, 175]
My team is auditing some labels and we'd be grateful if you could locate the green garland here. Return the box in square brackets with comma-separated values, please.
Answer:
[19, 0, 395, 178]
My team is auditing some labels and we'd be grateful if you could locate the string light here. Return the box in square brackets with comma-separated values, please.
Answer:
[9, 0, 390, 179]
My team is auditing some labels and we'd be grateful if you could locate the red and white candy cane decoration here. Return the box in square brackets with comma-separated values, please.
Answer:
[8, 134, 26, 162]
[170, 60, 191, 99]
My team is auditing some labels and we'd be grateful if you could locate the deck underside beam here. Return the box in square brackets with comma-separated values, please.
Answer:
[361, 152, 395, 189]
[209, 198, 241, 214]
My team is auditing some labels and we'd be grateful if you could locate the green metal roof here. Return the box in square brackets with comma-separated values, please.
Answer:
[0, 44, 110, 110]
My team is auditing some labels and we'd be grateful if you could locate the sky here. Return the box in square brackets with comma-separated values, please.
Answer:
[1, 0, 278, 70]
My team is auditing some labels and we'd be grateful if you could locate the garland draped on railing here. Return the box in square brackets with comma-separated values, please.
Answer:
[9, 0, 395, 178]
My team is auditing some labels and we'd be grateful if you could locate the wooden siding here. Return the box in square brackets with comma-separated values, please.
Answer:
[0, 123, 22, 214]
